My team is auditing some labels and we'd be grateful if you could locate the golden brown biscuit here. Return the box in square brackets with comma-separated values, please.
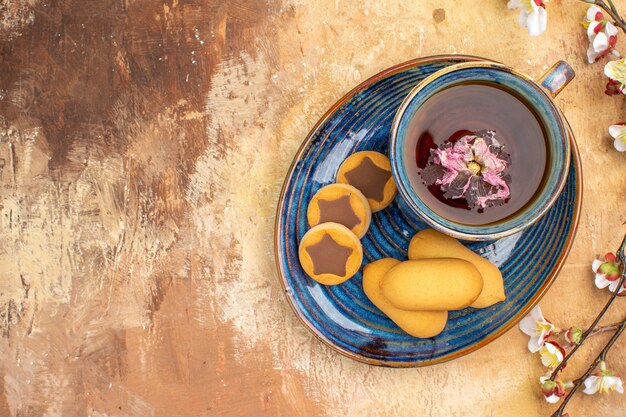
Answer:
[381, 259, 483, 311]
[298, 222, 363, 285]
[363, 258, 448, 338]
[336, 151, 397, 212]
[307, 183, 371, 238]
[408, 229, 506, 308]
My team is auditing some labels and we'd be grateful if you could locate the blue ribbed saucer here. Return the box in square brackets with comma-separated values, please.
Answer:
[274, 55, 582, 367]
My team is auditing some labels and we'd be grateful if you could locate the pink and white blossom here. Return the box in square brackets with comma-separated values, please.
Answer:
[539, 341, 566, 368]
[508, 0, 548, 36]
[608, 123, 626, 152]
[540, 376, 566, 403]
[593, 252, 624, 295]
[583, 362, 624, 395]
[605, 58, 626, 95]
[539, 373, 573, 403]
[584, 5, 620, 63]
[519, 306, 556, 352]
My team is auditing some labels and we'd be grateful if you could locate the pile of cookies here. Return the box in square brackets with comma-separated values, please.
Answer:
[298, 151, 397, 284]
[298, 150, 506, 339]
[364, 229, 505, 338]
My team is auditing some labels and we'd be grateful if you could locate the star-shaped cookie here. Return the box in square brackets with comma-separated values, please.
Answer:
[305, 233, 353, 276]
[344, 156, 392, 202]
[317, 195, 361, 230]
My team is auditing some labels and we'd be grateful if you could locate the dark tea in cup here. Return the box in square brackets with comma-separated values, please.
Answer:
[403, 82, 549, 226]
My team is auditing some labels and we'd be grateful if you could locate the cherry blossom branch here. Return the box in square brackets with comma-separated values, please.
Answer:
[547, 234, 626, 417]
[606, 0, 621, 20]
[551, 320, 626, 417]
[582, 0, 626, 34]
[548, 236, 626, 380]
[587, 320, 625, 338]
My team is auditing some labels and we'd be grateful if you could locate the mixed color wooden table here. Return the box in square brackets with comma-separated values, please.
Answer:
[1, 0, 625, 415]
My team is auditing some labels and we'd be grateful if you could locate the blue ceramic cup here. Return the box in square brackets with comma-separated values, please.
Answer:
[389, 61, 574, 241]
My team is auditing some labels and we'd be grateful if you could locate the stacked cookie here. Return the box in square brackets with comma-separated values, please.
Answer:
[363, 229, 506, 338]
[299, 151, 397, 285]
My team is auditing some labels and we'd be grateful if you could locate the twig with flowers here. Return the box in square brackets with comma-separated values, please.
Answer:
[519, 235, 626, 417]
[505, 1, 626, 415]
[581, 0, 626, 34]
[508, 0, 626, 151]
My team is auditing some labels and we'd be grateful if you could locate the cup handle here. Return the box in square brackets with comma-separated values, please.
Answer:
[538, 61, 575, 98]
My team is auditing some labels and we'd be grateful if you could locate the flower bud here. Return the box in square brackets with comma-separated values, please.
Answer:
[541, 379, 566, 403]
[599, 261, 621, 279]
[565, 326, 583, 346]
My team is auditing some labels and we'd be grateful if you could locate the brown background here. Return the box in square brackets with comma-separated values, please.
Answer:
[1, 0, 626, 416]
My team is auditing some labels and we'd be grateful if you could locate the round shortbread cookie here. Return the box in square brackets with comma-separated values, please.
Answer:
[298, 222, 363, 285]
[307, 183, 371, 238]
[336, 151, 397, 212]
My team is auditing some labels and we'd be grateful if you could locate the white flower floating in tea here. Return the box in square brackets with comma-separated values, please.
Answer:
[421, 130, 512, 210]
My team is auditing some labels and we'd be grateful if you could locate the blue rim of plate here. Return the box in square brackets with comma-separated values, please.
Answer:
[274, 55, 582, 367]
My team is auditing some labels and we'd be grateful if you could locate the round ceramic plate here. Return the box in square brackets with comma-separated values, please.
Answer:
[274, 55, 582, 367]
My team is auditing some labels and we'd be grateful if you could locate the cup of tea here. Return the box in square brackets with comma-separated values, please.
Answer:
[389, 61, 574, 241]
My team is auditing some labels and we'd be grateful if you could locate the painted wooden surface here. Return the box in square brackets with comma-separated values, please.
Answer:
[1, 0, 625, 416]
